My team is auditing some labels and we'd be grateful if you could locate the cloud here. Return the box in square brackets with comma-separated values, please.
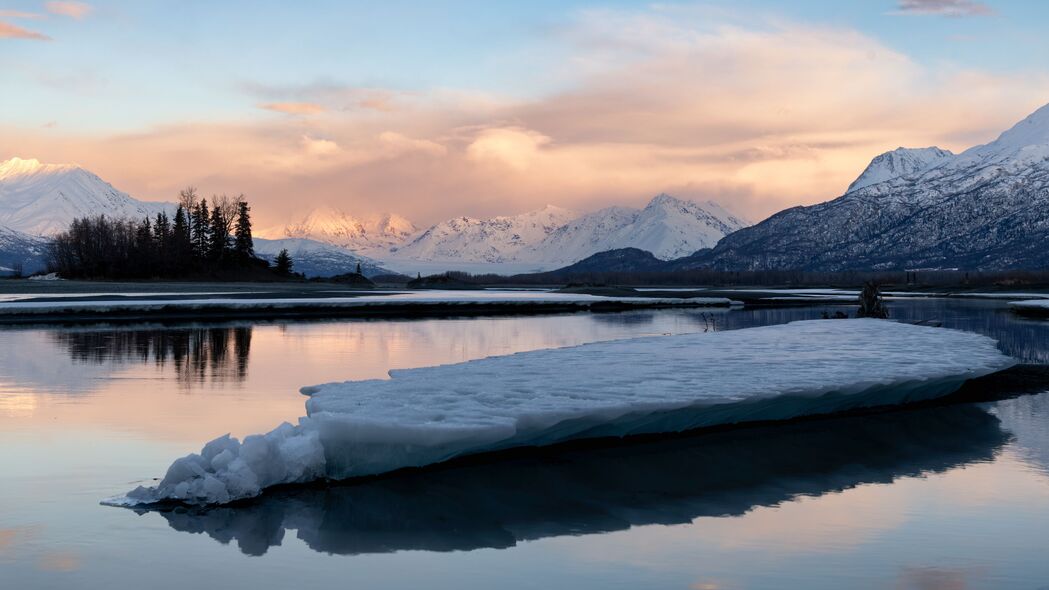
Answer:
[259, 102, 327, 116]
[45, 1, 92, 19]
[894, 0, 994, 16]
[466, 127, 551, 170]
[299, 135, 339, 157]
[378, 132, 448, 157]
[0, 10, 45, 19]
[5, 7, 1049, 227]
[0, 21, 50, 40]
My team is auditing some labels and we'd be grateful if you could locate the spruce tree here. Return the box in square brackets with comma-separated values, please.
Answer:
[193, 198, 211, 259]
[173, 205, 192, 269]
[209, 205, 229, 261]
[356, 262, 362, 275]
[233, 200, 254, 260]
[274, 249, 293, 275]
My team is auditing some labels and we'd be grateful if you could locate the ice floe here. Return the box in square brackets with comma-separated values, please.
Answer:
[108, 319, 1014, 507]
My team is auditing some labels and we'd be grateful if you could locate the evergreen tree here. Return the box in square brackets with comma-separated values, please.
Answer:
[274, 249, 293, 275]
[209, 204, 229, 261]
[233, 200, 254, 259]
[154, 212, 171, 260]
[356, 262, 362, 275]
[193, 198, 211, 259]
[173, 205, 192, 268]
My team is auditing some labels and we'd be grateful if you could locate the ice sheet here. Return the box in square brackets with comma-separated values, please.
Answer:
[0, 290, 731, 316]
[108, 319, 1014, 506]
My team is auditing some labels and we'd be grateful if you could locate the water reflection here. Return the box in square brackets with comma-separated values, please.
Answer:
[145, 403, 1008, 556]
[52, 326, 252, 387]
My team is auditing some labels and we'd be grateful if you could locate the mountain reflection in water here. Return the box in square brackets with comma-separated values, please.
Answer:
[53, 325, 252, 386]
[146, 403, 1008, 556]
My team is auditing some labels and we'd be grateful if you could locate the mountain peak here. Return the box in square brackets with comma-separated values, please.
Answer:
[964, 102, 1049, 160]
[647, 193, 682, 206]
[846, 146, 954, 193]
[0, 157, 52, 178]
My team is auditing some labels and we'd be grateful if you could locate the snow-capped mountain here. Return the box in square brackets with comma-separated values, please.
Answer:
[846, 147, 954, 193]
[0, 157, 172, 236]
[686, 102, 1049, 271]
[258, 207, 417, 256]
[524, 194, 749, 265]
[389, 205, 578, 264]
[253, 237, 391, 278]
[0, 224, 48, 275]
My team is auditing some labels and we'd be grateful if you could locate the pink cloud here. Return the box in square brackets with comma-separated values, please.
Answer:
[259, 102, 327, 115]
[0, 10, 45, 19]
[5, 9, 1048, 227]
[0, 21, 50, 40]
[45, 1, 92, 19]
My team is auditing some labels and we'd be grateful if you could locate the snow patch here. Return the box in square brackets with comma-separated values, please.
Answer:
[108, 319, 1014, 507]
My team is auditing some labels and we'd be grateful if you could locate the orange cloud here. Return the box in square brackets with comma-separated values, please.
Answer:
[259, 102, 327, 116]
[0, 21, 50, 40]
[45, 1, 92, 19]
[5, 10, 1049, 227]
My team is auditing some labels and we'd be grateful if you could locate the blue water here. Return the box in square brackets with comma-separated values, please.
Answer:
[1, 298, 1048, 589]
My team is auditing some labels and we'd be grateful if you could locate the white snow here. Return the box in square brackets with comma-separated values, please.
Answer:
[257, 207, 417, 257]
[252, 237, 390, 277]
[269, 195, 749, 271]
[846, 147, 954, 193]
[523, 194, 750, 265]
[108, 319, 1014, 506]
[0, 291, 732, 316]
[0, 157, 173, 236]
[1008, 300, 1049, 312]
[389, 205, 578, 264]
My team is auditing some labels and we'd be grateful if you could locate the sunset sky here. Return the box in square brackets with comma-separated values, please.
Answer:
[3, 0, 1049, 226]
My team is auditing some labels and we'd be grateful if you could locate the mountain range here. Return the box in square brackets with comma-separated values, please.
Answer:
[8, 101, 1049, 278]
[0, 156, 748, 277]
[680, 102, 1049, 272]
[262, 195, 748, 272]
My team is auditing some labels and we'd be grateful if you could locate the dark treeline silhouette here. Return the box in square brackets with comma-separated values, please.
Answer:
[54, 325, 252, 386]
[46, 188, 274, 279]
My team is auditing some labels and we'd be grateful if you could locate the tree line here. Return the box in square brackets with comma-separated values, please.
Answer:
[47, 188, 292, 279]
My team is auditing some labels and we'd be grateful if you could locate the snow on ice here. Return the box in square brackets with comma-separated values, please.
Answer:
[108, 319, 1014, 506]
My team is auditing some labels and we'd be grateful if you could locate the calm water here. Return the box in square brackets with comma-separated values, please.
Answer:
[1, 300, 1048, 589]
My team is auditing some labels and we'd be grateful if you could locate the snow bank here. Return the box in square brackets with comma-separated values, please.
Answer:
[0, 291, 731, 317]
[109, 320, 1014, 507]
[1009, 300, 1049, 315]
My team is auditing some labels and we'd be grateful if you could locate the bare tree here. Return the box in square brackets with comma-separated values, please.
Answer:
[178, 187, 199, 211]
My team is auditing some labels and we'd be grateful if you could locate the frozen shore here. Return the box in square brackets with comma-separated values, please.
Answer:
[0, 290, 735, 322]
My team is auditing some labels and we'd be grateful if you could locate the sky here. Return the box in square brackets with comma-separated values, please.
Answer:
[2, 0, 1049, 227]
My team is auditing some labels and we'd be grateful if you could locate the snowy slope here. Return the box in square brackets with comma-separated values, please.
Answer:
[846, 147, 954, 193]
[257, 207, 416, 257]
[525, 194, 749, 265]
[112, 319, 1013, 505]
[261, 196, 747, 270]
[252, 237, 391, 278]
[0, 224, 48, 275]
[691, 102, 1049, 271]
[0, 157, 173, 236]
[389, 205, 578, 264]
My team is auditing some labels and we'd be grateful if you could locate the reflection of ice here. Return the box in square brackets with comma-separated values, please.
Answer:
[146, 404, 1007, 556]
[992, 392, 1049, 475]
[117, 320, 1011, 506]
